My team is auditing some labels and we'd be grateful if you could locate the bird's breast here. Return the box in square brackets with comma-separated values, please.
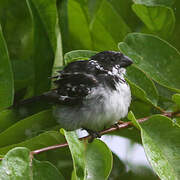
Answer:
[53, 81, 131, 132]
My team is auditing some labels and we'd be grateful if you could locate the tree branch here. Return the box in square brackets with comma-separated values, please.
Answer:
[0, 111, 179, 161]
[31, 111, 180, 156]
[31, 116, 149, 155]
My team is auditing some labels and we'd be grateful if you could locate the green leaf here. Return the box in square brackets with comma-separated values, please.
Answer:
[12, 59, 34, 91]
[68, 0, 92, 50]
[27, 0, 61, 95]
[0, 25, 14, 110]
[133, 0, 176, 6]
[0, 109, 19, 133]
[64, 50, 97, 65]
[85, 139, 113, 180]
[33, 159, 64, 180]
[0, 131, 65, 155]
[126, 65, 158, 106]
[0, 0, 33, 61]
[90, 0, 131, 51]
[0, 147, 64, 180]
[172, 94, 180, 107]
[109, 0, 140, 31]
[118, 33, 180, 92]
[0, 131, 73, 179]
[63, 130, 86, 180]
[127, 111, 140, 129]
[27, 0, 63, 73]
[132, 4, 175, 38]
[56, 0, 69, 53]
[139, 115, 180, 180]
[0, 147, 31, 180]
[63, 130, 113, 180]
[130, 100, 152, 119]
[155, 83, 175, 110]
[173, 117, 180, 128]
[0, 110, 57, 148]
[171, 0, 180, 51]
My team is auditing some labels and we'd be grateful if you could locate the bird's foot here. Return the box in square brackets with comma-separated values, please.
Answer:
[83, 128, 101, 143]
[112, 120, 124, 129]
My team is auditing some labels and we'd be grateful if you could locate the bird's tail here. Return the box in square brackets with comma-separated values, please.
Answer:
[12, 91, 59, 108]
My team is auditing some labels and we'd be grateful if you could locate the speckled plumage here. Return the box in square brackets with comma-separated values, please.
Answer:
[15, 51, 132, 133]
[51, 51, 133, 131]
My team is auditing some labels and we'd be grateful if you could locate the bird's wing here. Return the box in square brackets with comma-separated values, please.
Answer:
[47, 73, 98, 105]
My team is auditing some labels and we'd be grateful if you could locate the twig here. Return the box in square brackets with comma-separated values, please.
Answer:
[0, 111, 179, 161]
[32, 143, 68, 155]
[31, 116, 149, 156]
[31, 111, 180, 156]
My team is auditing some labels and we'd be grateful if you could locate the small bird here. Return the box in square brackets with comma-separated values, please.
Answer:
[16, 51, 133, 137]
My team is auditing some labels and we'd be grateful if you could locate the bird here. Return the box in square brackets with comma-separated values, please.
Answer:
[15, 51, 133, 137]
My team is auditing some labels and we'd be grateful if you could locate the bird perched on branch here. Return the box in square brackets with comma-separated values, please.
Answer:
[16, 51, 133, 137]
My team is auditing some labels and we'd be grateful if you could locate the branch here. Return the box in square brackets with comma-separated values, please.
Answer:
[31, 111, 180, 155]
[0, 111, 179, 161]
[31, 116, 149, 155]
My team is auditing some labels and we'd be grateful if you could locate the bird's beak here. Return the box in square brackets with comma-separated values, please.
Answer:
[120, 55, 133, 67]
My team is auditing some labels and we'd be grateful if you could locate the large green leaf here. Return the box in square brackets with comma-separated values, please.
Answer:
[27, 0, 61, 95]
[63, 130, 86, 180]
[85, 139, 113, 180]
[90, 0, 131, 51]
[68, 0, 92, 50]
[12, 59, 34, 91]
[0, 147, 64, 180]
[0, 109, 19, 133]
[0, 0, 33, 61]
[56, 0, 69, 53]
[118, 33, 180, 92]
[133, 0, 176, 6]
[0, 131, 65, 155]
[64, 50, 97, 65]
[63, 130, 113, 180]
[132, 4, 175, 39]
[0, 110, 57, 148]
[139, 115, 180, 180]
[27, 0, 63, 73]
[0, 147, 31, 180]
[0, 26, 14, 110]
[171, 0, 180, 51]
[0, 131, 73, 179]
[126, 65, 158, 106]
[109, 0, 140, 31]
[33, 159, 64, 180]
[0, 0, 34, 95]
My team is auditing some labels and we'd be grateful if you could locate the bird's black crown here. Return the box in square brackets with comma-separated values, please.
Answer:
[90, 51, 133, 68]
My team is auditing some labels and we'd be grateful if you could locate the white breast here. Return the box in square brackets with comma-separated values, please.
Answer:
[53, 69, 131, 132]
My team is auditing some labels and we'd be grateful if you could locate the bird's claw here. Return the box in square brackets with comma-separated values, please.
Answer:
[83, 128, 101, 143]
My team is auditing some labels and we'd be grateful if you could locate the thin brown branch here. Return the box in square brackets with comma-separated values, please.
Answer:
[31, 143, 68, 155]
[31, 111, 180, 156]
[31, 116, 149, 156]
[0, 111, 179, 161]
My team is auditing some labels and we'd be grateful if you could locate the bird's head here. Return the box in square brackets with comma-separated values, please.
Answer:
[90, 51, 133, 70]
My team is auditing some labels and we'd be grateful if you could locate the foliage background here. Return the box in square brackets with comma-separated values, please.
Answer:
[0, 0, 180, 179]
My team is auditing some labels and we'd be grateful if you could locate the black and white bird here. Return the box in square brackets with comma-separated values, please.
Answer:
[17, 51, 133, 136]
